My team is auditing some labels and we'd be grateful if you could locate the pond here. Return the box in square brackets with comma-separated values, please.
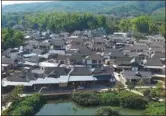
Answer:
[36, 101, 145, 115]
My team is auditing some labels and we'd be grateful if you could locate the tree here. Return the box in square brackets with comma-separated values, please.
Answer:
[13, 31, 24, 46]
[146, 102, 165, 116]
[100, 93, 119, 106]
[143, 88, 152, 101]
[149, 22, 159, 34]
[119, 19, 132, 32]
[95, 106, 120, 116]
[154, 81, 164, 97]
[131, 16, 151, 33]
[137, 79, 144, 86]
[117, 90, 148, 109]
[126, 81, 135, 90]
[2, 28, 24, 49]
[115, 81, 125, 92]
[8, 85, 24, 102]
[159, 23, 165, 39]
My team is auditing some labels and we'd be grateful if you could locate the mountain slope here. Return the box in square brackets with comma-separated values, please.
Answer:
[2, 1, 165, 19]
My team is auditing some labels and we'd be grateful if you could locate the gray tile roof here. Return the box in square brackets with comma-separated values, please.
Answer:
[123, 70, 151, 79]
[2, 57, 14, 64]
[70, 67, 92, 76]
[145, 58, 164, 66]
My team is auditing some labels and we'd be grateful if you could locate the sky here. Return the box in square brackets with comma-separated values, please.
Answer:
[2, 1, 48, 5]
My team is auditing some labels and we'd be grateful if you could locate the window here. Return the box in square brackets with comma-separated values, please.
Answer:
[92, 60, 97, 63]
[60, 61, 64, 64]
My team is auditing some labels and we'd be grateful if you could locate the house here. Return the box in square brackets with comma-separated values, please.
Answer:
[77, 46, 93, 57]
[2, 67, 71, 90]
[109, 51, 125, 59]
[113, 32, 127, 38]
[122, 70, 152, 84]
[143, 57, 165, 74]
[82, 30, 93, 38]
[114, 57, 134, 70]
[92, 44, 106, 52]
[49, 39, 65, 50]
[69, 53, 84, 65]
[72, 30, 82, 36]
[91, 28, 106, 37]
[147, 35, 165, 43]
[3, 48, 19, 60]
[92, 66, 115, 84]
[59, 32, 70, 38]
[32, 49, 42, 55]
[24, 45, 34, 53]
[85, 53, 103, 68]
[68, 66, 115, 87]
[2, 57, 15, 73]
[39, 41, 50, 50]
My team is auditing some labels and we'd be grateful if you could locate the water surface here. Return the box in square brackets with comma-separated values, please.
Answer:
[36, 101, 145, 115]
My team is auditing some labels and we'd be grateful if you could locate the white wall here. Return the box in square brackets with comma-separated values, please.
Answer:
[87, 60, 92, 65]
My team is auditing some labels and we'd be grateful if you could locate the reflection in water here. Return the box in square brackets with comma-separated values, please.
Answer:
[36, 101, 145, 115]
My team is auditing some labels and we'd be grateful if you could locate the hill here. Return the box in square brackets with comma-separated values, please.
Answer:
[2, 1, 165, 19]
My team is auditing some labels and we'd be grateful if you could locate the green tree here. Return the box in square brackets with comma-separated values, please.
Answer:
[119, 19, 132, 32]
[149, 22, 159, 34]
[2, 28, 24, 49]
[142, 88, 152, 101]
[117, 90, 148, 109]
[95, 106, 120, 116]
[159, 23, 166, 39]
[146, 102, 165, 115]
[131, 16, 151, 33]
[126, 81, 135, 90]
[100, 93, 119, 106]
[13, 31, 24, 46]
[8, 85, 24, 102]
[137, 79, 144, 86]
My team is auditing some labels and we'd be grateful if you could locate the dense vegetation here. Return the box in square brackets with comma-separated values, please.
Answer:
[117, 90, 148, 109]
[2, 94, 46, 116]
[71, 91, 148, 109]
[95, 106, 120, 116]
[100, 92, 119, 106]
[71, 91, 100, 106]
[145, 102, 165, 115]
[2, 28, 24, 49]
[2, 1, 165, 21]
[2, 12, 165, 38]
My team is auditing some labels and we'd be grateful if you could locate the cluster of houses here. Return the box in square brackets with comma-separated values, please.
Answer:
[2, 29, 165, 93]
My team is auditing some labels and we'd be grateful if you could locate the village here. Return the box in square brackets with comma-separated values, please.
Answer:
[1, 27, 165, 98]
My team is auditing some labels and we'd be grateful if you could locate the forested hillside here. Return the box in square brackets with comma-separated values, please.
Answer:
[2, 1, 165, 21]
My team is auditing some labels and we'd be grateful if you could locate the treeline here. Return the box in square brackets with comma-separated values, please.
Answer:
[2, 12, 107, 33]
[2, 12, 165, 37]
[2, 28, 24, 50]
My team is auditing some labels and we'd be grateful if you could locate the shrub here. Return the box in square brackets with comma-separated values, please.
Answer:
[71, 91, 100, 106]
[100, 93, 119, 106]
[145, 102, 165, 115]
[117, 90, 148, 109]
[4, 94, 46, 116]
[95, 106, 120, 116]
